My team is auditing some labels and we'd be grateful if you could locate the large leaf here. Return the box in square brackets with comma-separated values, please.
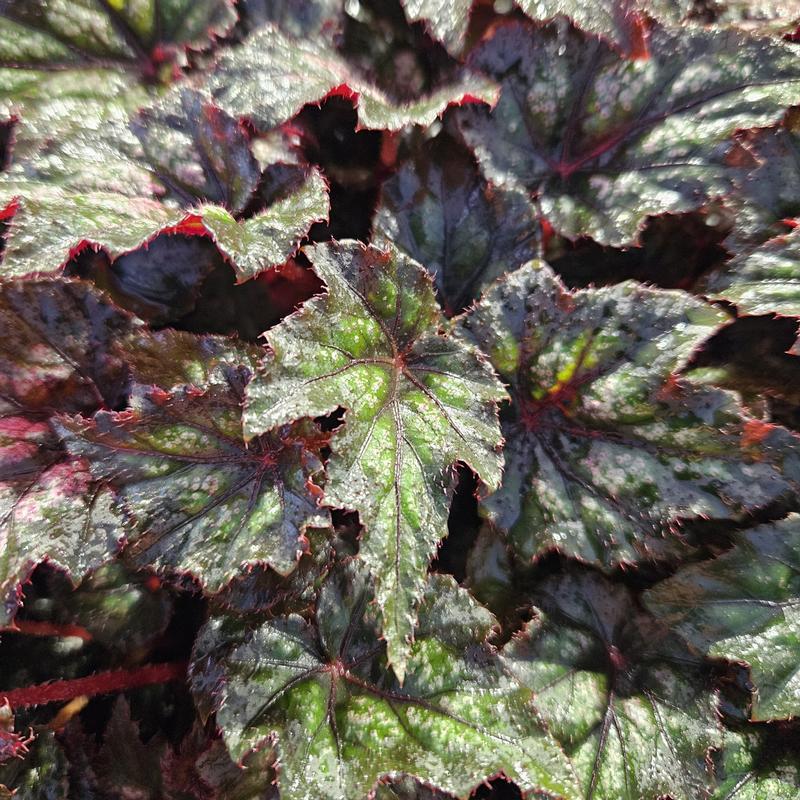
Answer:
[374, 134, 539, 313]
[459, 261, 800, 567]
[516, 0, 691, 55]
[503, 570, 722, 800]
[190, 565, 579, 800]
[453, 20, 800, 245]
[205, 24, 499, 132]
[243, 240, 506, 677]
[0, 414, 122, 626]
[56, 381, 330, 592]
[644, 515, 800, 720]
[0, 114, 329, 278]
[0, 0, 236, 157]
[704, 229, 800, 322]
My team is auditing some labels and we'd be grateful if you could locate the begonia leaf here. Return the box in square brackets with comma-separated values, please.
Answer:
[453, 20, 800, 245]
[645, 515, 800, 720]
[459, 261, 800, 567]
[56, 382, 330, 593]
[243, 240, 506, 677]
[374, 134, 539, 313]
[503, 570, 723, 800]
[189, 565, 579, 800]
[205, 24, 499, 132]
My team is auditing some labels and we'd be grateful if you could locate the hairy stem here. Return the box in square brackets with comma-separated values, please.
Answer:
[1, 662, 187, 709]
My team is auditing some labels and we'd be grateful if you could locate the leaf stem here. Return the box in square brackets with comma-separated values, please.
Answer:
[3, 620, 93, 642]
[1, 662, 187, 709]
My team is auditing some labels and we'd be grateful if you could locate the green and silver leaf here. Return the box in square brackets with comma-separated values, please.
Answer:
[454, 20, 800, 245]
[704, 230, 800, 338]
[205, 24, 498, 132]
[190, 565, 578, 800]
[57, 384, 330, 592]
[460, 261, 800, 567]
[0, 0, 236, 157]
[503, 570, 722, 800]
[244, 240, 506, 677]
[0, 415, 122, 627]
[645, 515, 800, 720]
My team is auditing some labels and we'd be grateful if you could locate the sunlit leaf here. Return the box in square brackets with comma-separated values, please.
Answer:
[244, 240, 506, 677]
[503, 570, 722, 799]
[459, 261, 800, 566]
[454, 20, 800, 245]
[645, 515, 800, 720]
[190, 564, 579, 800]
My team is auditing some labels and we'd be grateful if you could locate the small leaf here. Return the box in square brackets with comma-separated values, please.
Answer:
[206, 24, 499, 132]
[644, 514, 800, 721]
[516, 0, 691, 55]
[704, 229, 800, 321]
[0, 415, 123, 627]
[244, 240, 506, 677]
[460, 261, 800, 567]
[374, 133, 539, 313]
[454, 20, 800, 245]
[190, 564, 579, 800]
[56, 384, 330, 592]
[503, 570, 722, 800]
[197, 167, 330, 283]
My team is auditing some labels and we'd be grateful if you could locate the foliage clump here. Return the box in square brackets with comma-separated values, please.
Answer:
[1, 1, 800, 798]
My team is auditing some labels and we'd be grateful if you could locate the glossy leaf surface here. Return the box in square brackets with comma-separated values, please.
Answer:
[57, 384, 329, 592]
[460, 262, 800, 567]
[705, 229, 800, 319]
[0, 0, 235, 156]
[0, 415, 122, 626]
[517, 0, 690, 54]
[454, 20, 800, 244]
[645, 515, 800, 720]
[206, 24, 499, 132]
[190, 566, 578, 800]
[374, 135, 538, 313]
[503, 571, 722, 800]
[244, 240, 505, 676]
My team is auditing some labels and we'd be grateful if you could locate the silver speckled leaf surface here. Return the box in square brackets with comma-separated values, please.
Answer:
[517, 0, 691, 54]
[645, 515, 800, 721]
[56, 384, 330, 592]
[190, 565, 579, 800]
[459, 261, 800, 567]
[705, 229, 800, 320]
[503, 571, 722, 800]
[205, 24, 499, 132]
[0, 415, 123, 627]
[0, 0, 235, 157]
[0, 118, 328, 279]
[454, 20, 800, 245]
[244, 240, 506, 677]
